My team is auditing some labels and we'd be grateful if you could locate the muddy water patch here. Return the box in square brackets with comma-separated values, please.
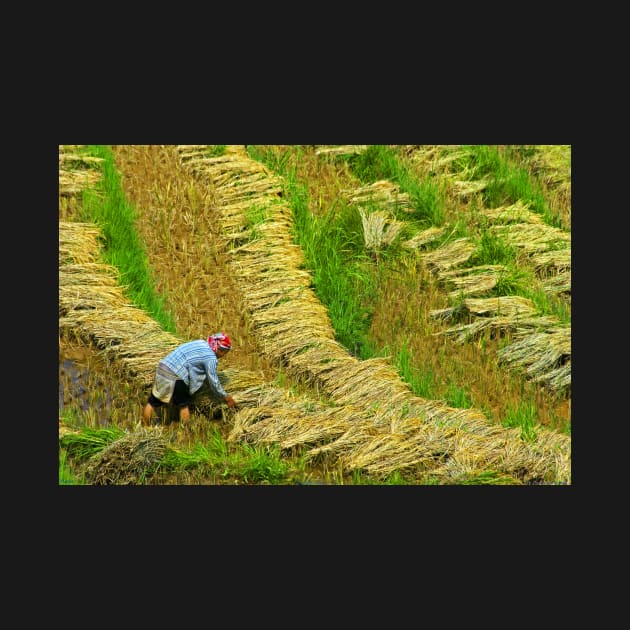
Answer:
[59, 339, 146, 427]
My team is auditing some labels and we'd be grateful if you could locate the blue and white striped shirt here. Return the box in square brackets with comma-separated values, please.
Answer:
[160, 339, 227, 398]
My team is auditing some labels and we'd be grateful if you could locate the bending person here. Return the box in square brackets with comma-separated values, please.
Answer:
[142, 332, 237, 426]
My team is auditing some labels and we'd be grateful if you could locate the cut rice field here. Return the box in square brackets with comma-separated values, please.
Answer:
[59, 144, 571, 485]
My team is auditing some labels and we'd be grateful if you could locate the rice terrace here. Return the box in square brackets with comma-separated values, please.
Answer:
[58, 145, 571, 485]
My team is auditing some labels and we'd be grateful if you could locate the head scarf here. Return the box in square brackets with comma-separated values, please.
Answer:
[208, 332, 232, 353]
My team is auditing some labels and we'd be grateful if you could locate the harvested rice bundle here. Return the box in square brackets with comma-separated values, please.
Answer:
[315, 145, 367, 156]
[451, 178, 489, 197]
[59, 221, 104, 264]
[529, 248, 571, 273]
[216, 367, 267, 393]
[59, 284, 130, 314]
[59, 153, 104, 167]
[341, 422, 458, 476]
[59, 144, 85, 153]
[58, 146, 103, 196]
[59, 170, 102, 195]
[240, 282, 313, 311]
[229, 249, 307, 281]
[231, 234, 306, 271]
[59, 263, 120, 286]
[305, 420, 388, 462]
[527, 145, 571, 187]
[251, 300, 336, 356]
[402, 226, 447, 250]
[342, 180, 412, 213]
[220, 181, 284, 204]
[404, 400, 491, 432]
[323, 357, 413, 406]
[431, 295, 540, 322]
[424, 429, 536, 484]
[541, 270, 571, 295]
[218, 169, 281, 189]
[285, 340, 357, 386]
[481, 200, 544, 225]
[402, 145, 458, 172]
[229, 404, 351, 449]
[533, 362, 571, 393]
[434, 315, 559, 344]
[421, 238, 476, 272]
[439, 264, 507, 298]
[489, 222, 570, 254]
[82, 427, 167, 485]
[498, 327, 570, 380]
[174, 145, 212, 161]
[359, 208, 405, 252]
[433, 146, 470, 165]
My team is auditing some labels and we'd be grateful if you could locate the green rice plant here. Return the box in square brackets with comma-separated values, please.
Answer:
[502, 145, 538, 161]
[547, 407, 571, 436]
[518, 283, 571, 323]
[206, 145, 226, 156]
[59, 426, 127, 461]
[459, 144, 504, 181]
[493, 266, 533, 296]
[444, 382, 473, 409]
[59, 448, 86, 485]
[274, 365, 288, 388]
[459, 470, 521, 485]
[247, 144, 293, 171]
[204, 425, 231, 459]
[286, 448, 312, 480]
[153, 430, 292, 484]
[382, 470, 412, 485]
[420, 475, 441, 486]
[346, 145, 399, 181]
[60, 405, 82, 428]
[159, 444, 217, 471]
[389, 341, 438, 399]
[501, 400, 539, 442]
[406, 179, 445, 227]
[469, 228, 517, 266]
[238, 443, 290, 483]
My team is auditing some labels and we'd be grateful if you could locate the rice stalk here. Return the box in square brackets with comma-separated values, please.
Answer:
[421, 238, 476, 272]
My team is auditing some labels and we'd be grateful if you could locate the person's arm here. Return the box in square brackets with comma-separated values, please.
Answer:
[205, 357, 236, 407]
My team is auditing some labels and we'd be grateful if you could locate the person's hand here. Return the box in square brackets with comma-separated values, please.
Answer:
[225, 395, 237, 408]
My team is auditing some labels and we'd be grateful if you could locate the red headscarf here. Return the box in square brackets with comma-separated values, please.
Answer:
[208, 332, 232, 353]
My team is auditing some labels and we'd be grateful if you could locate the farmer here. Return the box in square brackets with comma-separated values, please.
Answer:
[142, 332, 237, 426]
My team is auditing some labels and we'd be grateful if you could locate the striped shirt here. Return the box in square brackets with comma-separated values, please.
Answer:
[160, 339, 227, 398]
